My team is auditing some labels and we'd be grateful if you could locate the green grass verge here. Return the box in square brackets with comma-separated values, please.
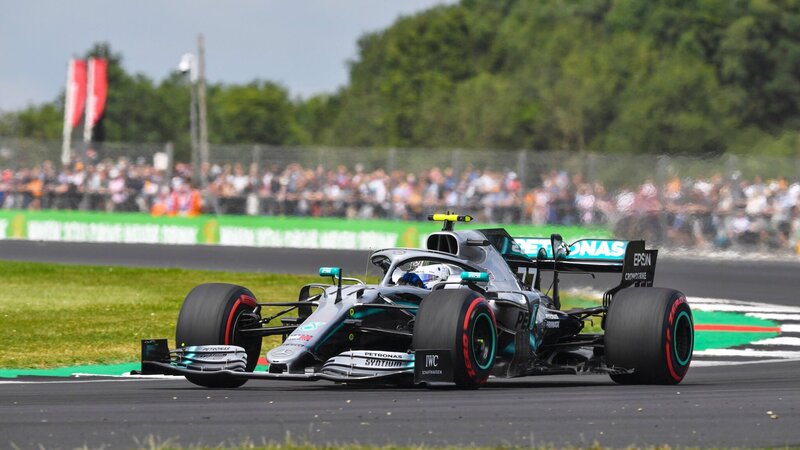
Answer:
[0, 260, 600, 369]
[0, 261, 327, 368]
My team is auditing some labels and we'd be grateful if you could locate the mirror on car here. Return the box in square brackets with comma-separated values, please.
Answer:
[460, 271, 489, 283]
[319, 267, 341, 278]
[550, 233, 568, 261]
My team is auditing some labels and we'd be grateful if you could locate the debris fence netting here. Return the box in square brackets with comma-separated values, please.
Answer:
[1, 137, 798, 253]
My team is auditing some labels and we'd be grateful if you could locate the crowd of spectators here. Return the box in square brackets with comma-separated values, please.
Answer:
[2, 157, 799, 253]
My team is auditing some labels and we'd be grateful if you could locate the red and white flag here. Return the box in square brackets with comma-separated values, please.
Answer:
[61, 59, 87, 164]
[83, 58, 108, 142]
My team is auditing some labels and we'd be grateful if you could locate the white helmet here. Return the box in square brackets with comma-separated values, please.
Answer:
[411, 264, 452, 289]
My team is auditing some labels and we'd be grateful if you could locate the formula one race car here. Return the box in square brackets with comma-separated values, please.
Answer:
[140, 214, 694, 389]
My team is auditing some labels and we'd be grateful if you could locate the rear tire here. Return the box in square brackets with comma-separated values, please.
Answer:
[413, 289, 496, 389]
[176, 283, 262, 388]
[605, 287, 693, 385]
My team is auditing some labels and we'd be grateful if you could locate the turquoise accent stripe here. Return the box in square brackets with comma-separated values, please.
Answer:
[461, 272, 489, 282]
[319, 267, 341, 277]
[314, 322, 345, 350]
[674, 310, 693, 366]
[472, 312, 496, 370]
[529, 303, 539, 350]
[514, 238, 628, 261]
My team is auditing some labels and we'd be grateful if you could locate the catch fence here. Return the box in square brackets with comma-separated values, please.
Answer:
[1, 136, 799, 253]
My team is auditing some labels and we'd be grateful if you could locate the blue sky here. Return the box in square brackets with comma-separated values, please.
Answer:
[0, 0, 455, 112]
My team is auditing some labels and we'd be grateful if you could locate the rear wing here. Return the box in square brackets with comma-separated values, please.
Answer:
[512, 237, 658, 286]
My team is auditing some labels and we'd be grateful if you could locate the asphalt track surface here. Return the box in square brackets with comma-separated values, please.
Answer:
[0, 241, 799, 449]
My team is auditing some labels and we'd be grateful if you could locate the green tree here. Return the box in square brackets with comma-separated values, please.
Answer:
[211, 81, 302, 145]
[6, 1, 800, 158]
[603, 52, 739, 154]
[295, 93, 341, 144]
[8, 104, 63, 140]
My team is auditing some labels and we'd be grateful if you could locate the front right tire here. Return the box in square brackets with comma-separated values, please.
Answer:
[412, 289, 497, 389]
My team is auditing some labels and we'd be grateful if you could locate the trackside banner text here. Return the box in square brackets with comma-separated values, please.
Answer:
[0, 211, 610, 250]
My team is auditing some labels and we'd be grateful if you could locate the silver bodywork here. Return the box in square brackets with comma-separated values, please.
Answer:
[266, 230, 548, 376]
[142, 226, 629, 383]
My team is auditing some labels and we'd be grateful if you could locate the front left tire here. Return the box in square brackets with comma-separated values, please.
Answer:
[175, 283, 262, 388]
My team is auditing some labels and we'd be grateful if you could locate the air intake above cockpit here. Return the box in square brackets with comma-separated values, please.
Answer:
[426, 232, 458, 255]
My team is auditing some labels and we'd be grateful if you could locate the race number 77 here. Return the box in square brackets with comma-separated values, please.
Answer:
[516, 266, 536, 289]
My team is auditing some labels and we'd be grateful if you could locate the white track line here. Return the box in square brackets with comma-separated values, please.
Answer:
[746, 313, 800, 321]
[689, 304, 800, 313]
[687, 297, 752, 304]
[751, 336, 800, 346]
[691, 358, 800, 367]
[75, 372, 183, 379]
[687, 297, 800, 310]
[694, 348, 800, 358]
[0, 377, 183, 385]
[691, 296, 800, 366]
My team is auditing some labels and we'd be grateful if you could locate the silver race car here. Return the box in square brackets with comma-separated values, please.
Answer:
[140, 214, 694, 389]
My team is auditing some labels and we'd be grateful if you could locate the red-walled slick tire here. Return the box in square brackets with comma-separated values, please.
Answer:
[413, 289, 497, 389]
[176, 283, 262, 388]
[605, 287, 693, 385]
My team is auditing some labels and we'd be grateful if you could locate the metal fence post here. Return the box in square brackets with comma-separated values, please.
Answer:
[387, 148, 397, 174]
[387, 148, 397, 219]
[796, 156, 800, 183]
[316, 146, 326, 169]
[726, 154, 740, 203]
[516, 150, 527, 224]
[451, 149, 462, 182]
[725, 153, 737, 180]
[586, 152, 596, 187]
[656, 155, 669, 246]
[164, 142, 174, 189]
[252, 145, 261, 172]
[516, 149, 527, 192]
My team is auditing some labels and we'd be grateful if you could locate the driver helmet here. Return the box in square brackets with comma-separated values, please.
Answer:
[399, 263, 452, 289]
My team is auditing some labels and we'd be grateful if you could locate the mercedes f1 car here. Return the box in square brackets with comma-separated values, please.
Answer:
[140, 214, 694, 389]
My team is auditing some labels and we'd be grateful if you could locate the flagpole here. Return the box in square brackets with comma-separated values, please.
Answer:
[83, 58, 96, 144]
[197, 34, 209, 189]
[61, 60, 75, 167]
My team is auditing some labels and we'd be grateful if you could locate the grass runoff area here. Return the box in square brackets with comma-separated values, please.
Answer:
[0, 260, 599, 369]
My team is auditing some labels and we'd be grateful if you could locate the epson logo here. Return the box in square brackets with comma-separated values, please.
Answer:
[425, 354, 439, 368]
[633, 252, 652, 267]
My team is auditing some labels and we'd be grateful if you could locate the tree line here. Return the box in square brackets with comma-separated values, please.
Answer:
[2, 0, 800, 161]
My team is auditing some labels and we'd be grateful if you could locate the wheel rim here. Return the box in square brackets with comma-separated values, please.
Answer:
[229, 307, 261, 364]
[230, 308, 247, 344]
[673, 310, 693, 366]
[471, 312, 496, 370]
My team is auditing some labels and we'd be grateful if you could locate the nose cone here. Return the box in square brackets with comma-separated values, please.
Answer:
[267, 345, 298, 364]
